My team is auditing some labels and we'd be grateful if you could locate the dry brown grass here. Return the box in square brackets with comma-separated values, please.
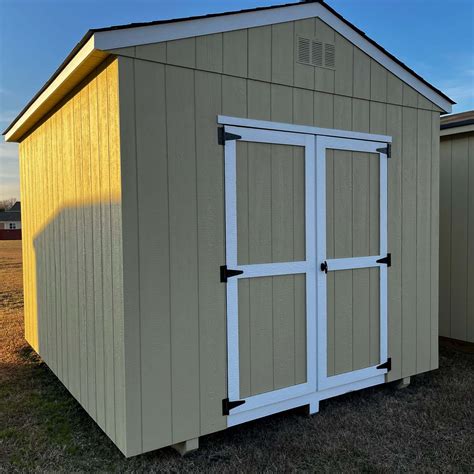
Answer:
[0, 240, 473, 472]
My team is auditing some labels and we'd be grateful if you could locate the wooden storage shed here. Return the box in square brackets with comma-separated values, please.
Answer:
[4, 0, 453, 457]
[439, 111, 474, 343]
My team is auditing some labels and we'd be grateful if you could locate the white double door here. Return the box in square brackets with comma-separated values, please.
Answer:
[222, 123, 389, 424]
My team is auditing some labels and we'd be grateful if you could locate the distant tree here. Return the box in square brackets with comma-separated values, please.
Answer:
[0, 198, 17, 212]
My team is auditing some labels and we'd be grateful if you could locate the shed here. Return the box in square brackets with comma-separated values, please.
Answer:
[3, 0, 453, 457]
[439, 110, 474, 343]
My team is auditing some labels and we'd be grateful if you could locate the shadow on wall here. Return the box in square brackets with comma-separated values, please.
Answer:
[31, 201, 123, 407]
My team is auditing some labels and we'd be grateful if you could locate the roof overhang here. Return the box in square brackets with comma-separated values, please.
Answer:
[4, 37, 108, 142]
[440, 122, 474, 137]
[4, 0, 454, 143]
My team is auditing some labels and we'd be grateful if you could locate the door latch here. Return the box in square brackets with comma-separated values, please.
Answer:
[320, 261, 328, 273]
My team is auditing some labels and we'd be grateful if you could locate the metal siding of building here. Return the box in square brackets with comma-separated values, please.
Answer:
[439, 131, 474, 343]
[18, 59, 127, 453]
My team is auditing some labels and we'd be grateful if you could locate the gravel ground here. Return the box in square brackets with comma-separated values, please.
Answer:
[1, 240, 473, 472]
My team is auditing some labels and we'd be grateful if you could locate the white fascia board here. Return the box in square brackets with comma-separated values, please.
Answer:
[94, 2, 452, 113]
[440, 124, 474, 137]
[5, 36, 102, 142]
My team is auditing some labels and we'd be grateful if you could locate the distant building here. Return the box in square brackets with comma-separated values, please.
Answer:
[0, 201, 21, 230]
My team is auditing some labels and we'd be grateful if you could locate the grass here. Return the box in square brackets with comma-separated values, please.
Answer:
[0, 239, 473, 471]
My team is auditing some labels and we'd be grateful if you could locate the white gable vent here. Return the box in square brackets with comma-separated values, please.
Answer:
[297, 36, 335, 69]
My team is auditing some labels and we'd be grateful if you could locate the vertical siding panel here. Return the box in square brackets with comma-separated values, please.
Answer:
[166, 37, 196, 68]
[370, 61, 387, 103]
[313, 91, 334, 128]
[439, 138, 452, 337]
[416, 109, 432, 373]
[271, 84, 293, 123]
[81, 85, 97, 417]
[223, 29, 247, 77]
[314, 18, 335, 93]
[351, 99, 370, 370]
[37, 126, 47, 360]
[272, 144, 296, 388]
[334, 33, 353, 97]
[47, 118, 58, 375]
[107, 61, 126, 451]
[248, 26, 271, 82]
[450, 136, 469, 340]
[353, 49, 371, 100]
[57, 110, 68, 384]
[118, 56, 142, 456]
[97, 69, 115, 439]
[387, 73, 403, 105]
[271, 22, 294, 86]
[74, 93, 87, 404]
[293, 88, 313, 125]
[196, 33, 223, 73]
[89, 76, 106, 431]
[222, 76, 247, 118]
[70, 97, 81, 400]
[401, 106, 417, 376]
[386, 104, 403, 381]
[248, 80, 271, 121]
[63, 102, 77, 393]
[403, 84, 418, 108]
[51, 114, 61, 379]
[166, 65, 200, 443]
[468, 134, 474, 342]
[134, 59, 172, 450]
[294, 18, 315, 90]
[195, 70, 227, 435]
[430, 112, 440, 365]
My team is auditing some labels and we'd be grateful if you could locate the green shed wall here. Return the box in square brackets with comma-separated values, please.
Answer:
[439, 131, 474, 343]
[115, 18, 441, 455]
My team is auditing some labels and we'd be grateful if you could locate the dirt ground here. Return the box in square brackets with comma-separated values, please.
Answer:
[0, 240, 473, 472]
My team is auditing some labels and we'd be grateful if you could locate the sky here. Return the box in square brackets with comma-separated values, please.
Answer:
[0, 0, 473, 201]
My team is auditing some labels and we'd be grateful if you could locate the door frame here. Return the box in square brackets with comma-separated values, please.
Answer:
[218, 115, 392, 425]
[223, 125, 317, 421]
[315, 136, 389, 390]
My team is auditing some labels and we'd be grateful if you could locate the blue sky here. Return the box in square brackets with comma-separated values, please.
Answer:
[1, 0, 473, 200]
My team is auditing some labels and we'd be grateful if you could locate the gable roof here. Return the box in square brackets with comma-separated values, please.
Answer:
[4, 0, 454, 142]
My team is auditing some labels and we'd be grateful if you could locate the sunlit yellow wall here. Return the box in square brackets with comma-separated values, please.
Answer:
[18, 58, 126, 452]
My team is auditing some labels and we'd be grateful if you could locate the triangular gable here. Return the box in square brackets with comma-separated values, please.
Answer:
[4, 1, 453, 142]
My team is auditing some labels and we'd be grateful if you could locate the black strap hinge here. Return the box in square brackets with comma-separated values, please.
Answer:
[218, 127, 242, 145]
[222, 398, 245, 415]
[376, 253, 391, 267]
[220, 265, 244, 283]
[376, 143, 391, 158]
[377, 357, 392, 371]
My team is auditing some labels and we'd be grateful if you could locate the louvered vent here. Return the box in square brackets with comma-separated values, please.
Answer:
[311, 40, 323, 67]
[296, 36, 335, 69]
[324, 43, 335, 68]
[297, 36, 311, 64]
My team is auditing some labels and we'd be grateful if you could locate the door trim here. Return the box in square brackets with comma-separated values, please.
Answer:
[316, 135, 389, 391]
[224, 125, 317, 419]
[218, 115, 392, 144]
